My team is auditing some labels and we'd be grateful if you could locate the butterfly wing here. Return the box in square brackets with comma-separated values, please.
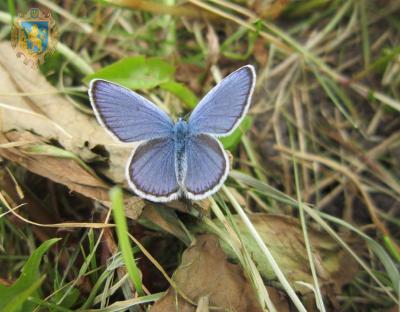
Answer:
[89, 79, 174, 142]
[184, 134, 229, 200]
[126, 137, 180, 202]
[188, 65, 255, 137]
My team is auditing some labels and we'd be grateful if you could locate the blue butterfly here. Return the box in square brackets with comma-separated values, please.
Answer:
[88, 65, 255, 202]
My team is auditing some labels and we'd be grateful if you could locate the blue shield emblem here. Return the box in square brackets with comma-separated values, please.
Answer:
[11, 8, 58, 67]
[21, 21, 49, 54]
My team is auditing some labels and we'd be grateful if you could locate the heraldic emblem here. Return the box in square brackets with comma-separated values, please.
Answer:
[11, 8, 58, 68]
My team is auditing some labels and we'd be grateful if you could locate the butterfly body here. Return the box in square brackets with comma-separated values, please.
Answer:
[89, 65, 255, 202]
[173, 118, 189, 189]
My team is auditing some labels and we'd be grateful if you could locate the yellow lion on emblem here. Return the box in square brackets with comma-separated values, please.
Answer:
[28, 24, 45, 53]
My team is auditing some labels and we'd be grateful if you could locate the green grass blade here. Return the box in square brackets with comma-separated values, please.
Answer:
[110, 186, 144, 296]
[0, 238, 61, 312]
[2, 276, 46, 312]
[289, 125, 326, 311]
[7, 0, 15, 18]
[27, 296, 73, 312]
[86, 292, 164, 312]
[359, 0, 370, 67]
[383, 236, 400, 263]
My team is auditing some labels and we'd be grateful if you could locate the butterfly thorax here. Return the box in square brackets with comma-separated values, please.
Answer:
[173, 118, 189, 141]
[173, 119, 189, 188]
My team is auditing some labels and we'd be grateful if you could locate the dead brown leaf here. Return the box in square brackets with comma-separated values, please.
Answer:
[0, 131, 109, 200]
[150, 234, 266, 312]
[0, 131, 145, 218]
[209, 214, 358, 299]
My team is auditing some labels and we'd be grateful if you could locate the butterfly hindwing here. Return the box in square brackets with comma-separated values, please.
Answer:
[127, 137, 180, 202]
[89, 79, 174, 142]
[184, 134, 229, 200]
[188, 65, 255, 137]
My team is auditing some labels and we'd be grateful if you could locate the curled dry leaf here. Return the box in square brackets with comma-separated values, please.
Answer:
[0, 131, 145, 218]
[150, 234, 266, 312]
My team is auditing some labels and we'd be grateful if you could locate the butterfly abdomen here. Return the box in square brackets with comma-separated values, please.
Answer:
[173, 119, 189, 190]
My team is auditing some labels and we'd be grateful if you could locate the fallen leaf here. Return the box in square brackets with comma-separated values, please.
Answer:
[267, 287, 290, 312]
[204, 214, 358, 296]
[0, 132, 109, 200]
[0, 131, 144, 218]
[150, 234, 264, 312]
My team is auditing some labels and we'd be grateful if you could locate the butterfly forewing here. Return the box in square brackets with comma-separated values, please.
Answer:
[127, 137, 180, 202]
[89, 80, 174, 142]
[188, 65, 255, 137]
[184, 134, 229, 200]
